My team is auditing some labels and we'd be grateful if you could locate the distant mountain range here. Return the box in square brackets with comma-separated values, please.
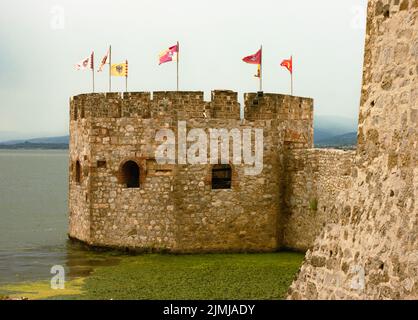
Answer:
[313, 115, 357, 149]
[0, 115, 358, 150]
[0, 135, 69, 145]
[315, 132, 357, 149]
[0, 136, 69, 149]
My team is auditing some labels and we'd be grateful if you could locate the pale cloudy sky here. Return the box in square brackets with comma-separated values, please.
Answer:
[0, 0, 368, 138]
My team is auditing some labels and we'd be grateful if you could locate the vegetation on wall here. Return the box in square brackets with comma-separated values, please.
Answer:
[309, 198, 318, 211]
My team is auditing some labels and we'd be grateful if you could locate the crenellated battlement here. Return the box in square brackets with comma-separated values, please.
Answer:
[209, 90, 240, 120]
[244, 92, 313, 121]
[70, 90, 313, 123]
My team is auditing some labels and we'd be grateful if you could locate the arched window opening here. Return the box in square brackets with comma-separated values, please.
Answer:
[75, 160, 81, 184]
[211, 164, 232, 189]
[121, 161, 140, 188]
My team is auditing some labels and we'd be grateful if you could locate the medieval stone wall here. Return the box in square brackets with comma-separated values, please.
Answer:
[282, 149, 355, 251]
[68, 85, 361, 254]
[172, 119, 282, 252]
[68, 90, 318, 252]
[68, 103, 93, 243]
[288, 0, 418, 299]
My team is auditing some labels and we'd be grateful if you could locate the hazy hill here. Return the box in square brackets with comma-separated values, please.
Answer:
[314, 115, 357, 144]
[26, 136, 69, 144]
[0, 135, 69, 145]
[0, 135, 69, 149]
[315, 132, 357, 149]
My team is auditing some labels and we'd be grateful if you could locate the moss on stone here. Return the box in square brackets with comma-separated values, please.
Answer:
[309, 198, 318, 211]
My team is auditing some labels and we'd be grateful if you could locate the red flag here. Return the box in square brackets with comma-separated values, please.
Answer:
[242, 49, 262, 65]
[281, 57, 293, 74]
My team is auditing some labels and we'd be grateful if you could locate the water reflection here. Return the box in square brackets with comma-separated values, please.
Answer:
[0, 240, 122, 285]
[64, 241, 122, 279]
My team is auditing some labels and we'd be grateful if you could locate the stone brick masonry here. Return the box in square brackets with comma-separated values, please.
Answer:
[288, 0, 418, 299]
[68, 0, 417, 300]
[68, 90, 354, 253]
[282, 149, 355, 251]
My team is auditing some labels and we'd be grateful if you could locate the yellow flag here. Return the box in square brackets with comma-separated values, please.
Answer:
[254, 64, 260, 78]
[111, 62, 128, 77]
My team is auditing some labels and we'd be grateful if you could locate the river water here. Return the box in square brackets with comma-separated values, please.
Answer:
[0, 150, 120, 285]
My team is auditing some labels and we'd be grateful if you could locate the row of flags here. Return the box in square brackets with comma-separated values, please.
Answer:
[242, 46, 293, 94]
[74, 49, 128, 76]
[75, 43, 294, 94]
[74, 46, 128, 92]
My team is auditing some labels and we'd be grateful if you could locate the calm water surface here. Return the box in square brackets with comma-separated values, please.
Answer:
[0, 150, 120, 285]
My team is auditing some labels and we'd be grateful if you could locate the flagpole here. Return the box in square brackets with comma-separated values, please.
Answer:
[125, 59, 128, 92]
[92, 51, 95, 93]
[259, 45, 263, 92]
[291, 55, 293, 96]
[109, 45, 112, 92]
[177, 41, 179, 91]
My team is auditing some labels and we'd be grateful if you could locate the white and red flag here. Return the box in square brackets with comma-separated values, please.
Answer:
[75, 51, 94, 70]
[97, 48, 109, 72]
[159, 44, 178, 65]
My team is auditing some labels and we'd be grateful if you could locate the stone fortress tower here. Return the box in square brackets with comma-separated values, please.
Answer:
[68, 0, 416, 300]
[288, 0, 418, 299]
[68, 90, 354, 253]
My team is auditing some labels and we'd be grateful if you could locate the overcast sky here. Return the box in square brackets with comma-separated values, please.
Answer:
[0, 0, 367, 138]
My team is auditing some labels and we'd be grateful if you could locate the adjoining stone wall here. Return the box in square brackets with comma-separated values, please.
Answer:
[282, 149, 355, 251]
[68, 90, 315, 252]
[288, 0, 418, 299]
